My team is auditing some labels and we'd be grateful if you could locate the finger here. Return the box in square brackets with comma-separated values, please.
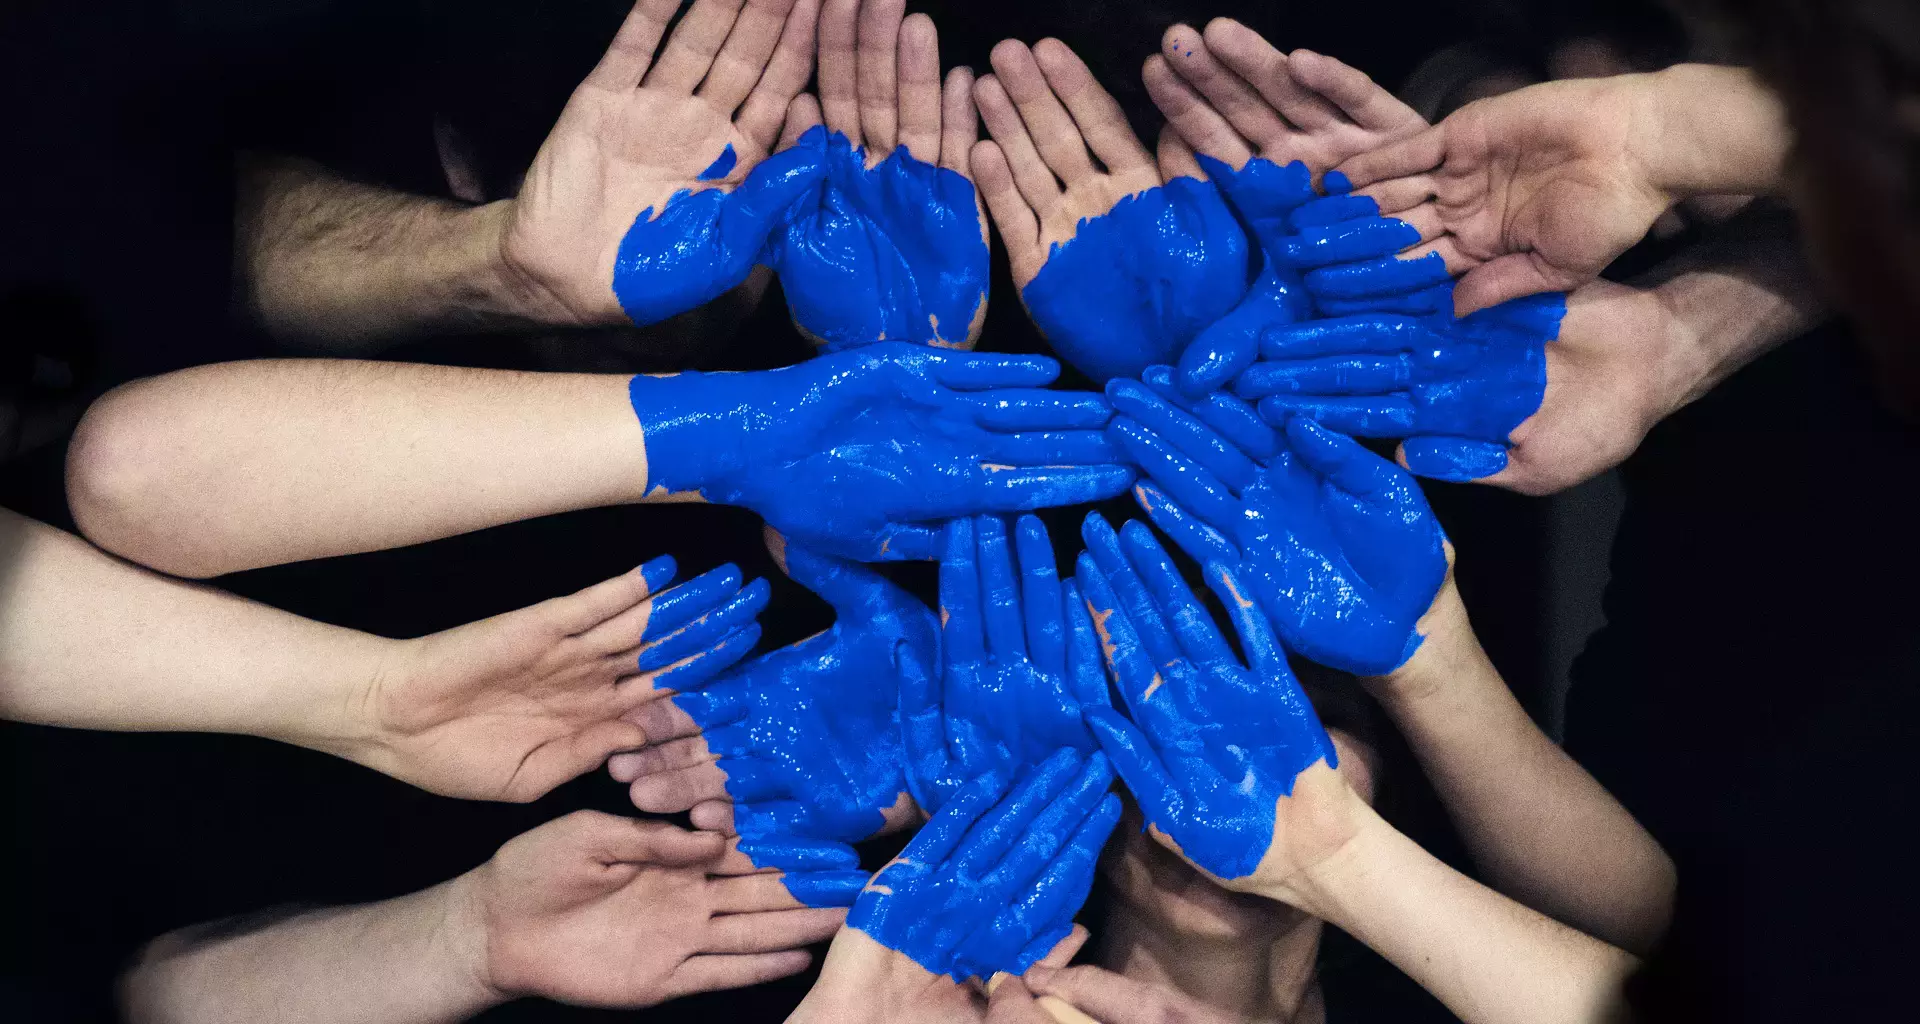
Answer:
[1288, 47, 1424, 134]
[896, 625, 953, 810]
[1143, 53, 1251, 170]
[1280, 215, 1423, 269]
[1024, 963, 1197, 1024]
[977, 515, 1028, 660]
[583, 0, 683, 90]
[895, 13, 942, 161]
[714, 754, 795, 803]
[636, 579, 771, 673]
[1104, 418, 1241, 539]
[628, 761, 729, 813]
[775, 869, 871, 908]
[1107, 378, 1260, 493]
[776, 92, 824, 150]
[1081, 513, 1185, 687]
[930, 351, 1062, 390]
[519, 718, 651, 798]
[1119, 519, 1235, 669]
[976, 465, 1136, 511]
[666, 951, 816, 999]
[1141, 365, 1281, 461]
[1284, 415, 1404, 498]
[697, 0, 799, 113]
[985, 974, 1054, 1023]
[736, 0, 822, 150]
[941, 516, 987, 669]
[855, 0, 905, 153]
[1314, 281, 1454, 319]
[941, 67, 978, 176]
[576, 562, 739, 654]
[1253, 394, 1416, 437]
[703, 906, 853, 952]
[979, 753, 1113, 890]
[1130, 479, 1241, 570]
[997, 792, 1120, 964]
[974, 75, 1065, 225]
[777, 541, 899, 618]
[690, 799, 737, 833]
[551, 555, 676, 636]
[1452, 251, 1579, 318]
[607, 734, 712, 783]
[732, 833, 862, 873]
[1062, 578, 1111, 710]
[1354, 175, 1439, 217]
[644, 0, 748, 93]
[1400, 435, 1510, 482]
[565, 812, 729, 866]
[869, 521, 943, 562]
[1203, 561, 1286, 676]
[1201, 18, 1339, 131]
[1304, 251, 1452, 301]
[1073, 549, 1164, 715]
[1082, 708, 1181, 825]
[1154, 126, 1206, 183]
[815, 0, 861, 143]
[953, 749, 1083, 876]
[1015, 515, 1067, 678]
[664, 673, 751, 729]
[1037, 923, 1090, 969]
[623, 690, 706, 745]
[1160, 24, 1288, 156]
[976, 430, 1124, 467]
[1033, 38, 1153, 175]
[1255, 314, 1438, 360]
[895, 770, 1011, 869]
[1334, 122, 1446, 189]
[972, 138, 1044, 280]
[711, 869, 837, 913]
[627, 622, 762, 696]
[959, 390, 1114, 432]
[989, 40, 1096, 185]
[1235, 355, 1411, 397]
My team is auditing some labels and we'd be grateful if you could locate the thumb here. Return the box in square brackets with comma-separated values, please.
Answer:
[1398, 436, 1509, 484]
[719, 135, 828, 247]
[1452, 252, 1577, 318]
[778, 535, 905, 617]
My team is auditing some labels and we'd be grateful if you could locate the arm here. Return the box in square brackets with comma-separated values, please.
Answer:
[1367, 574, 1675, 954]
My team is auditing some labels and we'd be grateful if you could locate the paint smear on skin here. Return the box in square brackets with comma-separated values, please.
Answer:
[698, 143, 738, 181]
[1401, 435, 1510, 481]
[1021, 176, 1253, 383]
[768, 127, 990, 350]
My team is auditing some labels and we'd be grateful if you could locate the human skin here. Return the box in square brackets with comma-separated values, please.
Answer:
[120, 811, 844, 1023]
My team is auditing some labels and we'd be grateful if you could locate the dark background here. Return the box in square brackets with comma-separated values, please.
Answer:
[1, 1, 1840, 1021]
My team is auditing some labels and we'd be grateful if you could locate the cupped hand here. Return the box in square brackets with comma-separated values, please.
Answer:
[902, 514, 1103, 811]
[1334, 75, 1674, 317]
[766, 0, 989, 350]
[499, 0, 825, 327]
[626, 343, 1134, 561]
[972, 38, 1250, 383]
[450, 811, 844, 1009]
[1106, 373, 1447, 675]
[362, 556, 765, 802]
[1075, 516, 1363, 902]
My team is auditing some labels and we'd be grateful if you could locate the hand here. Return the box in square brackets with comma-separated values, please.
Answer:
[611, 535, 934, 902]
[1020, 963, 1243, 1024]
[972, 39, 1250, 383]
[499, 0, 825, 327]
[902, 514, 1103, 811]
[358, 556, 765, 802]
[1106, 374, 1447, 674]
[626, 343, 1134, 561]
[1334, 74, 1675, 317]
[1076, 511, 1366, 901]
[1140, 19, 1429, 394]
[766, 0, 990, 350]
[448, 811, 846, 1009]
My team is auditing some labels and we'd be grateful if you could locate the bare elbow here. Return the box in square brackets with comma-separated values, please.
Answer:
[66, 384, 225, 579]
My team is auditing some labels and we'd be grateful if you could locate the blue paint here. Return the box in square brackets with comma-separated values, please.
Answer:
[611, 142, 826, 326]
[667, 541, 938, 905]
[1104, 380, 1448, 675]
[626, 344, 1134, 561]
[848, 751, 1122, 980]
[618, 560, 767, 689]
[1401, 436, 1510, 481]
[1076, 516, 1337, 882]
[1174, 157, 1316, 396]
[635, 577, 770, 671]
[1307, 250, 1452, 301]
[901, 515, 1102, 812]
[1020, 176, 1251, 383]
[767, 127, 990, 350]
[1280, 216, 1421, 268]
[639, 555, 677, 595]
[733, 834, 871, 909]
[698, 143, 738, 181]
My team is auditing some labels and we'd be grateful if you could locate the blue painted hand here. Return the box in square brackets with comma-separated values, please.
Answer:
[973, 39, 1250, 383]
[612, 539, 936, 907]
[626, 344, 1135, 561]
[1074, 515, 1346, 888]
[901, 515, 1104, 812]
[1106, 372, 1447, 675]
[848, 750, 1122, 981]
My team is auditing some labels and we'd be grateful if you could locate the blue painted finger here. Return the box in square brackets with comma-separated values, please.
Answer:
[1203, 562, 1287, 676]
[940, 517, 986, 670]
[1075, 550, 1173, 732]
[651, 622, 763, 691]
[974, 465, 1137, 511]
[1288, 191, 1379, 228]
[1129, 481, 1241, 573]
[976, 516, 1027, 661]
[896, 770, 1012, 869]
[1016, 515, 1067, 679]
[638, 555, 678, 596]
[977, 430, 1125, 467]
[1283, 416, 1402, 499]
[1401, 435, 1510, 482]
[1082, 512, 1185, 675]
[929, 352, 1063, 390]
[642, 564, 746, 642]
[1280, 216, 1422, 268]
[979, 752, 1113, 893]
[1084, 708, 1181, 827]
[781, 543, 898, 617]
[1175, 301, 1264, 398]
[1062, 579, 1111, 711]
[870, 523, 942, 561]
[1255, 314, 1442, 360]
[1237, 355, 1411, 397]
[738, 835, 863, 872]
[1306, 251, 1453, 301]
[671, 677, 750, 728]
[780, 870, 872, 908]
[1142, 367, 1281, 463]
[1254, 394, 1417, 436]
[1107, 379, 1261, 493]
[953, 749, 1083, 877]
[960, 390, 1116, 432]
[1105, 418, 1242, 539]
[719, 142, 834, 246]
[638, 577, 771, 671]
[1316, 282, 1453, 318]
[1119, 520, 1236, 670]
[897, 629, 955, 811]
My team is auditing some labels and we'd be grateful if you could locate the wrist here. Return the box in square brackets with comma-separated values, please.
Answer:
[1637, 65, 1792, 198]
[626, 369, 771, 500]
[427, 873, 509, 1016]
[1272, 798, 1397, 925]
[789, 929, 928, 1024]
[1365, 573, 1470, 708]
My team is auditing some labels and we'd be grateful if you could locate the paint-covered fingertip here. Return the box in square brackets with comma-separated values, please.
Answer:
[1402, 436, 1508, 482]
[1323, 170, 1353, 195]
[639, 555, 678, 594]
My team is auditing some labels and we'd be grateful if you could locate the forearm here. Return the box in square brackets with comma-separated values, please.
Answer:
[237, 154, 567, 349]
[1636, 64, 1793, 198]
[1285, 808, 1637, 1024]
[1369, 581, 1674, 953]
[0, 509, 385, 752]
[122, 880, 497, 1024]
[67, 359, 650, 577]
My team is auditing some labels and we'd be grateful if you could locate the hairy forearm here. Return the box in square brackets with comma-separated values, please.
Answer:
[1288, 808, 1637, 1024]
[1369, 581, 1674, 954]
[1637, 64, 1793, 198]
[237, 155, 567, 349]
[0, 508, 386, 751]
[122, 880, 496, 1024]
[68, 359, 649, 577]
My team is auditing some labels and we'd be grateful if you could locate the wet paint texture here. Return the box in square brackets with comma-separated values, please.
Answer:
[1107, 372, 1447, 675]
[632, 563, 772, 691]
[611, 143, 827, 326]
[1021, 177, 1251, 383]
[848, 752, 1122, 980]
[627, 344, 1135, 561]
[1175, 157, 1317, 397]
[767, 128, 990, 350]
[1076, 515, 1336, 882]
[902, 515, 1102, 812]
[667, 543, 936, 906]
[698, 144, 738, 182]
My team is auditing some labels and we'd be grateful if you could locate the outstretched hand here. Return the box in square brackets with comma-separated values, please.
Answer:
[973, 38, 1250, 383]
[627, 343, 1134, 561]
[767, 0, 989, 349]
[499, 0, 825, 327]
[360, 556, 765, 802]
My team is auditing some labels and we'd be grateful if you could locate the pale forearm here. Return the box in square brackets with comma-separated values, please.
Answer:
[1637, 64, 1793, 198]
[1370, 582, 1674, 954]
[238, 155, 567, 349]
[0, 509, 383, 752]
[1288, 810, 1637, 1024]
[123, 881, 497, 1024]
[68, 359, 649, 577]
